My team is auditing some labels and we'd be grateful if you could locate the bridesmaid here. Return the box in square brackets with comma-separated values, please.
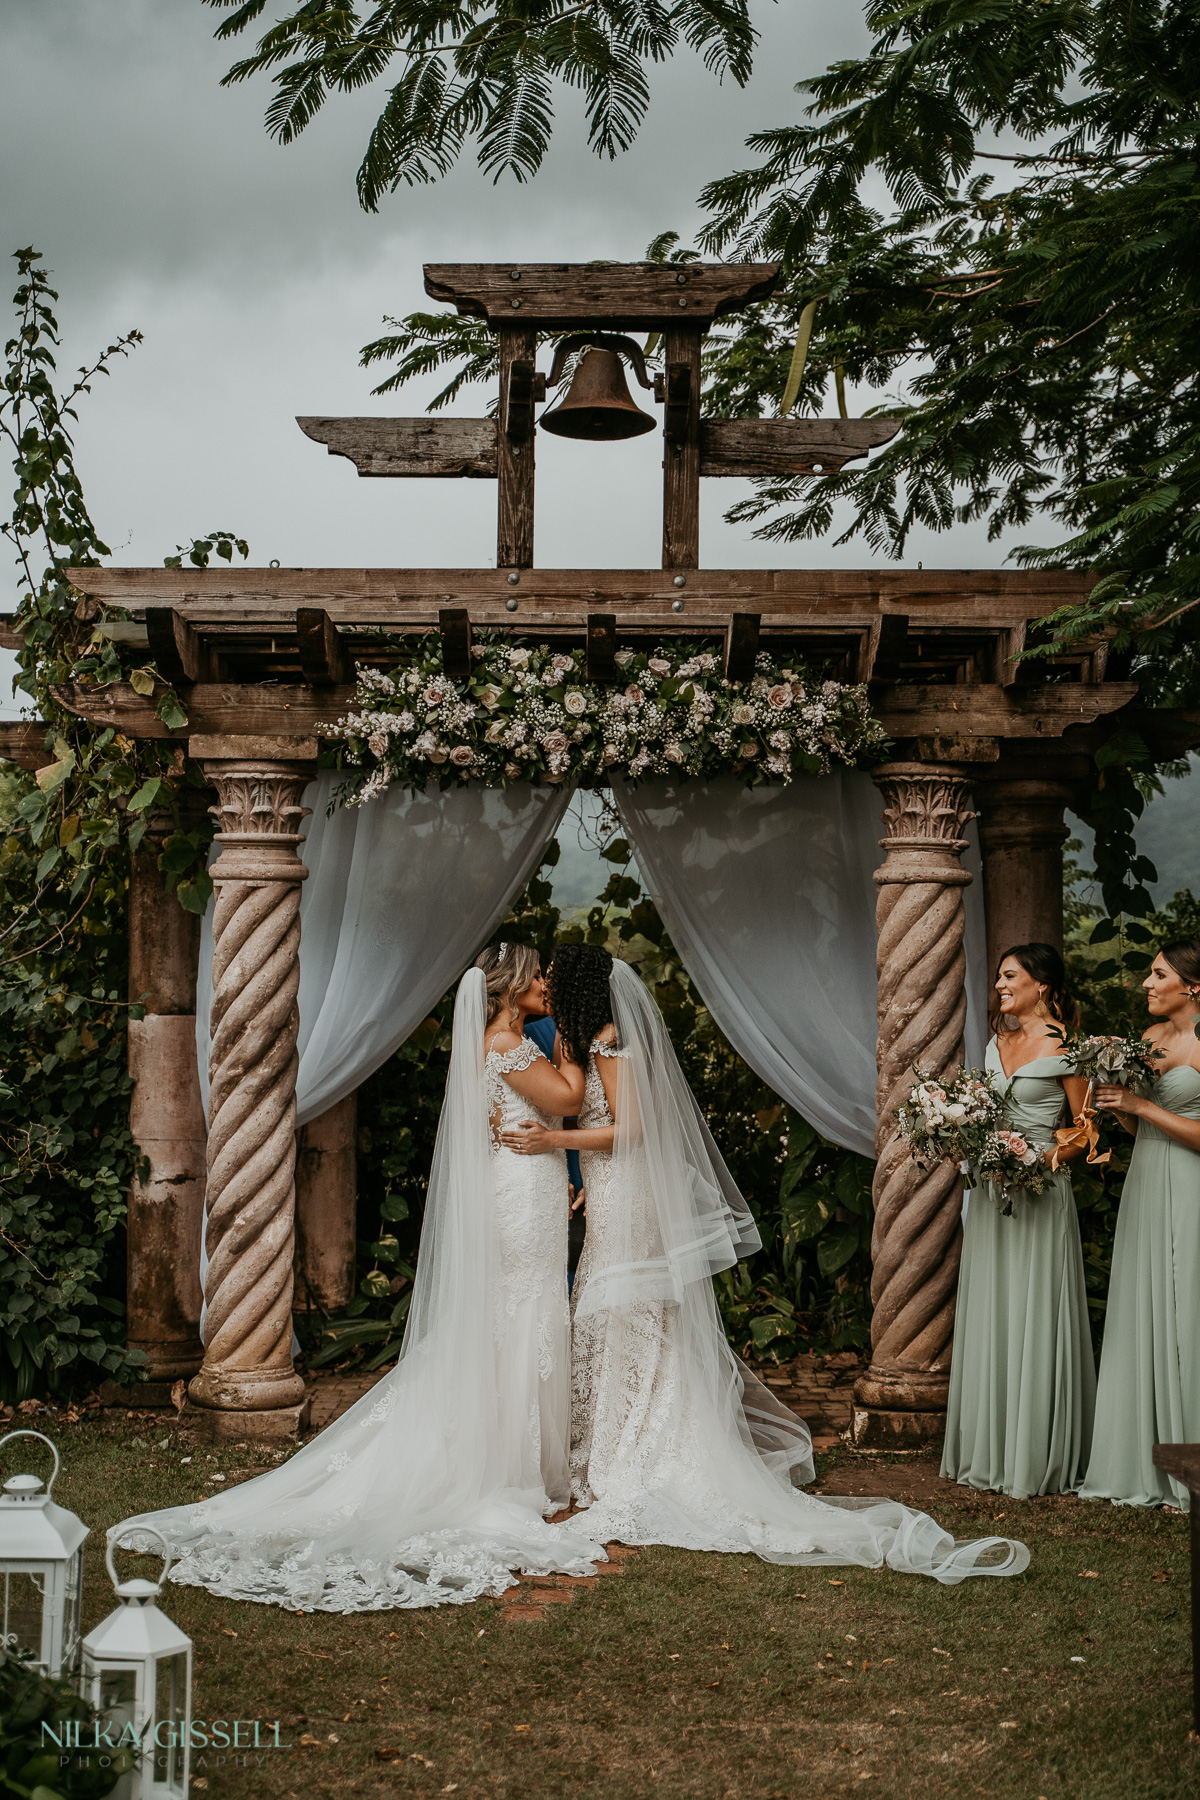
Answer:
[1081, 939, 1200, 1512]
[941, 943, 1096, 1497]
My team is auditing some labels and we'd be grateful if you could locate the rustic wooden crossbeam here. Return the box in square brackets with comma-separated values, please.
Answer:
[298, 415, 901, 480]
[49, 677, 1140, 753]
[422, 262, 781, 329]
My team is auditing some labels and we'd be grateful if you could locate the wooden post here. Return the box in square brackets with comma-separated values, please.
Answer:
[661, 324, 702, 570]
[497, 324, 537, 570]
[852, 762, 974, 1448]
[294, 1094, 357, 1315]
[187, 751, 313, 1441]
[125, 807, 206, 1397]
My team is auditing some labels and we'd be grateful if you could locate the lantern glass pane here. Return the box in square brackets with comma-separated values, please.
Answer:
[99, 1666, 138, 1742]
[1, 1571, 47, 1663]
[63, 1549, 83, 1670]
[155, 1654, 188, 1793]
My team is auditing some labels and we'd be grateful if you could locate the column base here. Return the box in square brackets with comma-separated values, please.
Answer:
[853, 1365, 949, 1413]
[183, 1396, 312, 1445]
[127, 1338, 204, 1384]
[188, 1365, 307, 1412]
[849, 1405, 946, 1450]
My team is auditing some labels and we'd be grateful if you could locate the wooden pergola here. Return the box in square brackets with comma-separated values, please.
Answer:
[2, 260, 1186, 1447]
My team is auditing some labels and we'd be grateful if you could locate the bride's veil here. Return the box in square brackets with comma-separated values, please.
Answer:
[573, 960, 1029, 1582]
[110, 967, 602, 1610]
[587, 958, 817, 1486]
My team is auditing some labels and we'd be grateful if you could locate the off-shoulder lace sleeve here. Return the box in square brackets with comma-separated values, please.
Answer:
[591, 1039, 631, 1059]
[487, 1040, 545, 1074]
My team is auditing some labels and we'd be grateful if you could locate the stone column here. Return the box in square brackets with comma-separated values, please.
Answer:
[187, 752, 312, 1442]
[125, 808, 206, 1398]
[293, 1094, 357, 1315]
[972, 751, 1084, 977]
[852, 763, 974, 1448]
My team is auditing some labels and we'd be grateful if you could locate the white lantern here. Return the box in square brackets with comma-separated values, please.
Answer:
[0, 1429, 88, 1676]
[81, 1527, 192, 1800]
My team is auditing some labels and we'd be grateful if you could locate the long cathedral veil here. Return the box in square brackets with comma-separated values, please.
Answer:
[566, 960, 1030, 1583]
[111, 969, 604, 1611]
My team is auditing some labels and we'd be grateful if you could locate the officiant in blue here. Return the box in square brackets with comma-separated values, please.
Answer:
[523, 1010, 586, 1284]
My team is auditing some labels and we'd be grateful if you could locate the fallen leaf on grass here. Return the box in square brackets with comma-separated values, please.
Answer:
[514, 1725, 531, 1733]
[932, 1648, 951, 1657]
[1077, 1570, 1098, 1579]
[1152, 1570, 1169, 1582]
[221, 1629, 237, 1638]
[298, 1734, 322, 1747]
[999, 1721, 1018, 1729]
[828, 1580, 844, 1588]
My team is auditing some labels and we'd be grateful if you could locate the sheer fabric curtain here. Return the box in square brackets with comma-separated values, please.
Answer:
[613, 773, 987, 1160]
[196, 773, 576, 1126]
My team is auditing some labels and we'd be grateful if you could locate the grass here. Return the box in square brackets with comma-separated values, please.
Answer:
[23, 1410, 1199, 1799]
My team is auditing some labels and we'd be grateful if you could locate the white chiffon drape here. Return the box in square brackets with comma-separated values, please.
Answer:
[612, 773, 988, 1160]
[196, 773, 576, 1126]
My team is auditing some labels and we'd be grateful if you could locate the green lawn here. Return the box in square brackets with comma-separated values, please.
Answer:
[27, 1411, 1199, 1799]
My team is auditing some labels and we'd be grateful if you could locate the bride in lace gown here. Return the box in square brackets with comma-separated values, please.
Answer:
[109, 945, 606, 1611]
[503, 947, 1031, 1584]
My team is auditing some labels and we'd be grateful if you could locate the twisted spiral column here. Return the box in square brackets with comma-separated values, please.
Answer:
[188, 761, 311, 1416]
[853, 763, 974, 1434]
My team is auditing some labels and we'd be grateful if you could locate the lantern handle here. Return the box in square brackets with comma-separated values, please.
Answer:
[0, 1429, 62, 1498]
[106, 1523, 174, 1593]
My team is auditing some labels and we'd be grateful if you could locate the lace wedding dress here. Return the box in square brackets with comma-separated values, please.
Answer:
[563, 961, 1031, 1583]
[109, 972, 603, 1611]
[486, 1037, 572, 1509]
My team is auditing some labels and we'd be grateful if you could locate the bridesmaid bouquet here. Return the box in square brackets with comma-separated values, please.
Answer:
[897, 1067, 1050, 1216]
[897, 1067, 1006, 1169]
[1052, 1032, 1163, 1091]
[1040, 1030, 1162, 1175]
[974, 1129, 1051, 1214]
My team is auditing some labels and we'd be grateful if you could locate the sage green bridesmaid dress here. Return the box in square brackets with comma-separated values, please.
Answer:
[941, 1038, 1096, 1497]
[1080, 1066, 1200, 1513]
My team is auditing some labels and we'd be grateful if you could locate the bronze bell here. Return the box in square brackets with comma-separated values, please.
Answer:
[539, 333, 657, 441]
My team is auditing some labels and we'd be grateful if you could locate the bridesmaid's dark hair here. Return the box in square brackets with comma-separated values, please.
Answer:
[547, 943, 614, 1067]
[1161, 937, 1200, 994]
[990, 941, 1080, 1034]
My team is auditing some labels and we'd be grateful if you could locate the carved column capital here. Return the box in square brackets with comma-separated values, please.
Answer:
[873, 760, 974, 876]
[189, 757, 313, 1429]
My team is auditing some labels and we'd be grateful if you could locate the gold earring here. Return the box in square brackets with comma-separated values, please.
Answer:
[1035, 992, 1049, 1019]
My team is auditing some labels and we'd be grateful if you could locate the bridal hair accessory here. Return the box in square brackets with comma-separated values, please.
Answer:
[498, 941, 509, 957]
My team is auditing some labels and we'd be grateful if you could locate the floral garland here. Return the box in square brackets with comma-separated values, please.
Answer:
[320, 634, 890, 802]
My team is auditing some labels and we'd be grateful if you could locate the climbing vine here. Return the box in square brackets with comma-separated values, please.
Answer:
[0, 246, 246, 1400]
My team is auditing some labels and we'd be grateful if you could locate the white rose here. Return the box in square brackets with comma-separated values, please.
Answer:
[648, 657, 670, 676]
[614, 649, 634, 667]
[944, 1103, 966, 1120]
[484, 720, 505, 744]
[601, 744, 619, 765]
[732, 703, 754, 726]
[477, 683, 503, 711]
[552, 653, 574, 673]
[367, 731, 388, 759]
[564, 690, 587, 717]
[508, 648, 531, 667]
